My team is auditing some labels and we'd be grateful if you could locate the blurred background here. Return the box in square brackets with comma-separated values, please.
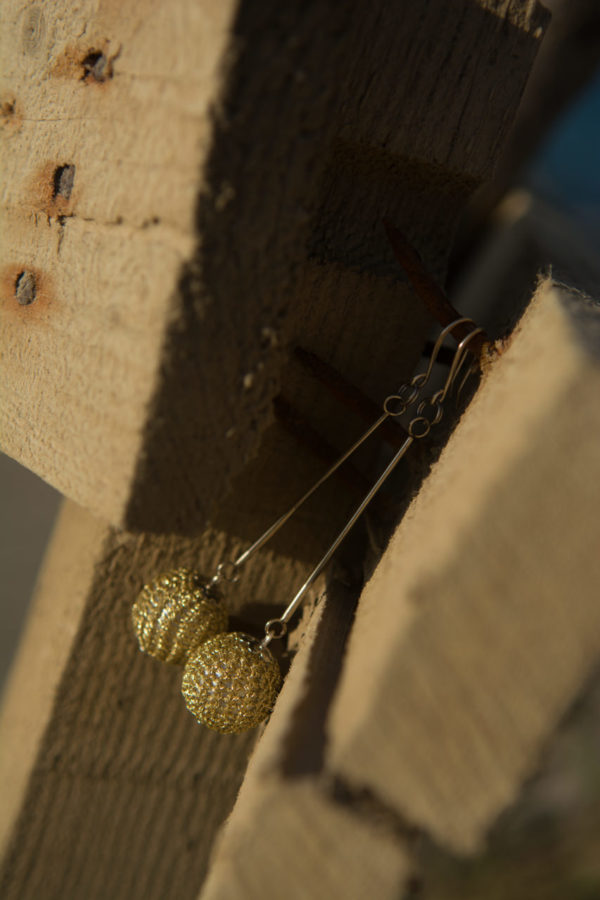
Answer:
[1, 0, 599, 895]
[0, 455, 59, 690]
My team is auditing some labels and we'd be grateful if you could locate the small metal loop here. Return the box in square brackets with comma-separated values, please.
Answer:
[398, 382, 418, 403]
[210, 560, 240, 586]
[410, 371, 427, 388]
[408, 416, 431, 439]
[261, 618, 288, 647]
[428, 388, 444, 407]
[384, 375, 422, 415]
[416, 396, 443, 426]
[383, 394, 407, 417]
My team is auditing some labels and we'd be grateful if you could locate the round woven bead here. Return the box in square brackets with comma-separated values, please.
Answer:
[132, 568, 228, 665]
[181, 632, 281, 733]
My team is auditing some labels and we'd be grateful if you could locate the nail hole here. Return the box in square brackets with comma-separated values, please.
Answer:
[15, 271, 37, 306]
[52, 164, 75, 199]
[81, 50, 109, 82]
[1, 98, 16, 119]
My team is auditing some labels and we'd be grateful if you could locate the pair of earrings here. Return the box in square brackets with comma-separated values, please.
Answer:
[132, 319, 483, 733]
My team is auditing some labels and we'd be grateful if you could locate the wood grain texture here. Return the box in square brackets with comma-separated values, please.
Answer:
[200, 577, 415, 900]
[0, 499, 317, 900]
[200, 278, 600, 897]
[0, 0, 547, 533]
[203, 779, 413, 900]
[327, 280, 600, 853]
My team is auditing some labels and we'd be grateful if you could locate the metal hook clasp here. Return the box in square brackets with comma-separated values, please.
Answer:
[383, 317, 476, 419]
[433, 326, 484, 405]
[417, 317, 476, 389]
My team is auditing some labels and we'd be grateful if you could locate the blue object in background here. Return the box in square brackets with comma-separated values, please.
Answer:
[526, 64, 600, 246]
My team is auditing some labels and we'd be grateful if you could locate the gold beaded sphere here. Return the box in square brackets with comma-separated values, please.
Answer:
[181, 632, 281, 733]
[132, 568, 228, 665]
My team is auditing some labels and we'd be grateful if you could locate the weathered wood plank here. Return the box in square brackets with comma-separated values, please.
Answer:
[0, 0, 548, 533]
[327, 280, 600, 853]
[0, 499, 314, 900]
[200, 578, 415, 900]
[198, 280, 600, 896]
[203, 779, 413, 900]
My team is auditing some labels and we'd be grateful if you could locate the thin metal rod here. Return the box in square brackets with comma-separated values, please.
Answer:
[293, 348, 409, 449]
[278, 436, 413, 625]
[232, 413, 388, 568]
[231, 317, 475, 573]
[273, 396, 373, 493]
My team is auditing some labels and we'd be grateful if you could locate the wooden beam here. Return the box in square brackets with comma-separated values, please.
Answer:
[0, 0, 548, 534]
[0, 500, 315, 899]
[327, 280, 600, 853]
[200, 582, 416, 900]
[199, 280, 600, 897]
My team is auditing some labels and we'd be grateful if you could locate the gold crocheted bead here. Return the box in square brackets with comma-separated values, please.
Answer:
[181, 632, 281, 733]
[132, 568, 228, 665]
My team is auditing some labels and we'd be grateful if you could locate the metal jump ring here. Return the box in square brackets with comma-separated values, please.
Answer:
[211, 560, 240, 586]
[261, 618, 288, 647]
[383, 394, 407, 417]
[416, 396, 443, 425]
[408, 416, 431, 439]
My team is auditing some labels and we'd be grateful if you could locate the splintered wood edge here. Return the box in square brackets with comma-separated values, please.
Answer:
[326, 279, 600, 853]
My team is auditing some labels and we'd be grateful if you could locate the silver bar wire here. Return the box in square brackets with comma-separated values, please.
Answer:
[232, 413, 388, 570]
[261, 321, 485, 643]
[230, 317, 476, 577]
[276, 435, 413, 628]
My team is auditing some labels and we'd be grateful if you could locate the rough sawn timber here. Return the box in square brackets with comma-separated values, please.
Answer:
[200, 585, 415, 900]
[327, 280, 600, 853]
[196, 280, 600, 899]
[0, 0, 548, 534]
[0, 500, 315, 900]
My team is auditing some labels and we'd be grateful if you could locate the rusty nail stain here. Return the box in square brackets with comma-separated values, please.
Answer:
[52, 164, 75, 199]
[15, 271, 37, 306]
[1, 98, 15, 117]
[82, 50, 109, 82]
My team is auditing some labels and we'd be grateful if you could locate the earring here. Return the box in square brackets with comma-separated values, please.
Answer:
[132, 568, 228, 664]
[133, 315, 476, 666]
[180, 321, 483, 732]
[181, 633, 281, 733]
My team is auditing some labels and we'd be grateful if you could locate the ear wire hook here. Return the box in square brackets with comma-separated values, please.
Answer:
[262, 324, 484, 645]
[450, 330, 484, 404]
[431, 326, 484, 407]
[215, 317, 477, 586]
[384, 317, 476, 415]
[454, 360, 478, 405]
[412, 317, 476, 391]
